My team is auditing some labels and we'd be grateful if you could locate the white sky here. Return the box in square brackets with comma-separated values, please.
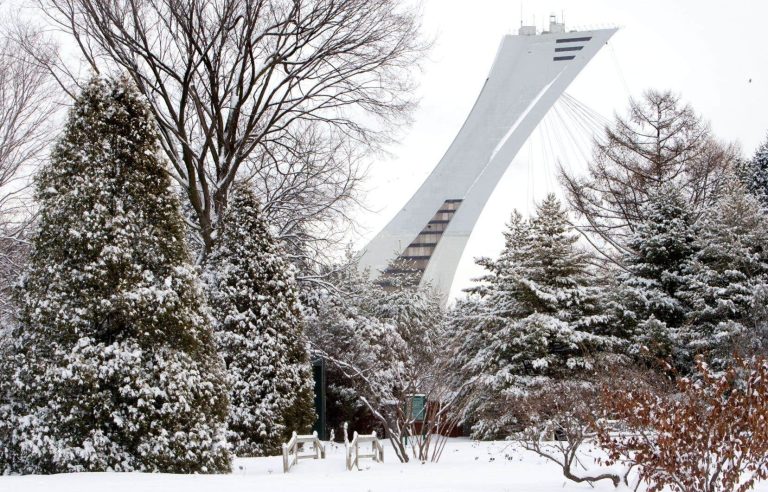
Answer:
[353, 0, 768, 299]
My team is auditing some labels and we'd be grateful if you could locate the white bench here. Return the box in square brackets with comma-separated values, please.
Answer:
[282, 431, 326, 473]
[345, 430, 384, 470]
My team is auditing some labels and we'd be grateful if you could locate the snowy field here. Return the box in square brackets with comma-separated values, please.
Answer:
[3, 437, 767, 492]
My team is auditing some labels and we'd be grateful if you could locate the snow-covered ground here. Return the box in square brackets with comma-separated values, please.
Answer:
[3, 437, 768, 492]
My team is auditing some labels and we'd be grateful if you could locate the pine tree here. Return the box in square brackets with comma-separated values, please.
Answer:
[442, 295, 499, 434]
[0, 77, 230, 474]
[204, 183, 315, 457]
[458, 194, 619, 438]
[681, 181, 768, 368]
[741, 135, 768, 204]
[614, 184, 697, 369]
[467, 210, 533, 321]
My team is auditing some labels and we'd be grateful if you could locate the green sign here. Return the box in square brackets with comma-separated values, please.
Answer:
[411, 394, 426, 422]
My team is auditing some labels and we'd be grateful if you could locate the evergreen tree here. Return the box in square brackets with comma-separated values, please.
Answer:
[0, 77, 230, 474]
[373, 257, 443, 364]
[458, 194, 619, 438]
[204, 184, 315, 457]
[442, 295, 498, 433]
[467, 210, 533, 321]
[681, 181, 768, 367]
[741, 135, 768, 204]
[614, 184, 697, 369]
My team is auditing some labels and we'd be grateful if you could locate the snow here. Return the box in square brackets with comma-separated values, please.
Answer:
[4, 437, 765, 492]
[0, 438, 612, 491]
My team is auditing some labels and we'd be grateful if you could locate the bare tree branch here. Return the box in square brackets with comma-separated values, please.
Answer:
[35, 0, 427, 260]
[0, 18, 59, 323]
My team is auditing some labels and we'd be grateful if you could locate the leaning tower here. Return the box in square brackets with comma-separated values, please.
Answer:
[360, 18, 617, 301]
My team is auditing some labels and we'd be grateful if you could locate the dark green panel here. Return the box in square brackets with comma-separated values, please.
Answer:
[312, 358, 327, 439]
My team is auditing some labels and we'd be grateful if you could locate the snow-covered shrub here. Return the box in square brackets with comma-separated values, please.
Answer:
[204, 183, 315, 457]
[597, 356, 768, 492]
[305, 252, 448, 463]
[517, 375, 641, 489]
[0, 77, 230, 474]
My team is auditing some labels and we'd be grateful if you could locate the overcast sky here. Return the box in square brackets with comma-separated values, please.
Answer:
[353, 0, 768, 300]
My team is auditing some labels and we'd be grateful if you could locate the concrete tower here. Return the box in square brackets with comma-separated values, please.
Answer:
[359, 19, 617, 301]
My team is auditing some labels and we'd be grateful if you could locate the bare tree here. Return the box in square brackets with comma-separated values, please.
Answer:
[249, 126, 366, 272]
[517, 380, 632, 488]
[35, 0, 426, 258]
[560, 90, 738, 260]
[517, 362, 667, 489]
[0, 21, 58, 321]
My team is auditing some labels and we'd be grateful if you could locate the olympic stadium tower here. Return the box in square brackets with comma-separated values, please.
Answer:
[359, 17, 617, 302]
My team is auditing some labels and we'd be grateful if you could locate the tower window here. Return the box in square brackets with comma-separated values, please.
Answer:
[555, 46, 583, 52]
[556, 36, 592, 43]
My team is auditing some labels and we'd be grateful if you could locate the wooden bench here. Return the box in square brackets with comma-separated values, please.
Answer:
[282, 431, 326, 473]
[345, 430, 384, 470]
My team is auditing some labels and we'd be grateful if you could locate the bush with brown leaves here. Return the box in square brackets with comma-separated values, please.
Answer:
[597, 356, 768, 492]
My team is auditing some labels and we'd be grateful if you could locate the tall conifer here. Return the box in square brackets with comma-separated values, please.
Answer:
[742, 135, 768, 204]
[0, 77, 230, 474]
[681, 181, 768, 367]
[615, 185, 697, 368]
[456, 194, 618, 438]
[205, 184, 315, 456]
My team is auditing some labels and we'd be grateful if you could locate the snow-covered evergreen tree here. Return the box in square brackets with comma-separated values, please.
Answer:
[0, 77, 230, 474]
[442, 295, 496, 432]
[301, 248, 387, 438]
[204, 183, 315, 457]
[746, 285, 768, 355]
[373, 258, 442, 365]
[456, 194, 620, 438]
[741, 135, 768, 204]
[613, 184, 697, 368]
[466, 210, 532, 320]
[681, 181, 768, 368]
